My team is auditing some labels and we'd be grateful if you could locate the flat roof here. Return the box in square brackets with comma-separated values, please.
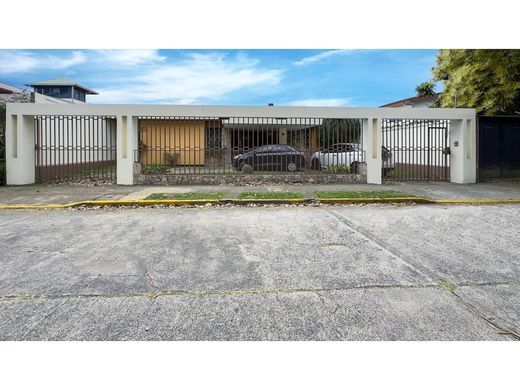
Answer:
[5, 103, 476, 121]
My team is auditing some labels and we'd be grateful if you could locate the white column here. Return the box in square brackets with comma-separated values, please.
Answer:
[449, 118, 476, 183]
[6, 112, 35, 185]
[362, 117, 382, 184]
[116, 115, 138, 185]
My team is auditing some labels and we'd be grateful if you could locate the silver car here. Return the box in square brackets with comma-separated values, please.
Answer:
[311, 143, 394, 175]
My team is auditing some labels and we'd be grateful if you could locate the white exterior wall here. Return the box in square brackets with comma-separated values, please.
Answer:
[6, 103, 477, 185]
[449, 118, 477, 183]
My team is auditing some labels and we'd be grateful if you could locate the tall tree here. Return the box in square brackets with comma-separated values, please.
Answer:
[432, 49, 520, 114]
[416, 81, 436, 97]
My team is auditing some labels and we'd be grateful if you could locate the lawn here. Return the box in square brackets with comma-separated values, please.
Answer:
[237, 191, 304, 200]
[144, 192, 227, 200]
[315, 190, 414, 199]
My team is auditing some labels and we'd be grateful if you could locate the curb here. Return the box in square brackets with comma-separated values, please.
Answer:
[1, 197, 520, 209]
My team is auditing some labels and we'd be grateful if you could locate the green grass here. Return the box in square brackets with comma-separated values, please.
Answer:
[237, 191, 304, 200]
[315, 190, 414, 199]
[322, 164, 350, 174]
[144, 192, 226, 200]
[142, 164, 170, 174]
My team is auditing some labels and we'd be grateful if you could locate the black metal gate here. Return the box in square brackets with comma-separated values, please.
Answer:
[35, 115, 117, 183]
[478, 116, 520, 178]
[382, 119, 450, 181]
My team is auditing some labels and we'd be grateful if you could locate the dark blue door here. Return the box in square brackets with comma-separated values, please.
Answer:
[479, 116, 520, 178]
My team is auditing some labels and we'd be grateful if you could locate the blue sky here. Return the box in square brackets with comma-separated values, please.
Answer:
[0, 49, 438, 106]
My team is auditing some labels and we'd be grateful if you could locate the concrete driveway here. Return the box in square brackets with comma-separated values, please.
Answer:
[0, 204, 519, 340]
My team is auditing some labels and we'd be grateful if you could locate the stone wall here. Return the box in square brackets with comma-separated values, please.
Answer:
[134, 161, 368, 185]
[135, 172, 367, 185]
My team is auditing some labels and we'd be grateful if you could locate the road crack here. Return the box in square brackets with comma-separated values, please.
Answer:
[326, 209, 520, 341]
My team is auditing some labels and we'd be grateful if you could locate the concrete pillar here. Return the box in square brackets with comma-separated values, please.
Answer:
[362, 117, 382, 184]
[6, 113, 36, 185]
[116, 115, 138, 185]
[279, 128, 287, 144]
[449, 118, 476, 183]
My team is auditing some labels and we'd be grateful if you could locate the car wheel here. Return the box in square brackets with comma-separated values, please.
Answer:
[350, 161, 360, 174]
[311, 158, 321, 170]
[241, 163, 254, 174]
[287, 162, 297, 172]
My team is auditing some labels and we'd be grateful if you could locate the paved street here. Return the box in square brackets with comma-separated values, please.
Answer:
[1, 204, 519, 340]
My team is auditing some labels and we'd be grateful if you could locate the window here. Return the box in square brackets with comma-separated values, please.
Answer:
[205, 126, 222, 149]
[73, 89, 86, 101]
[41, 86, 72, 98]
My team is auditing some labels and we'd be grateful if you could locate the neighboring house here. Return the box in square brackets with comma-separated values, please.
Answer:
[0, 82, 34, 104]
[26, 77, 98, 104]
[0, 82, 24, 95]
[380, 93, 441, 108]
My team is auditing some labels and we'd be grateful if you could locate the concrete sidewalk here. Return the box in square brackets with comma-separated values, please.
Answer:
[0, 180, 519, 205]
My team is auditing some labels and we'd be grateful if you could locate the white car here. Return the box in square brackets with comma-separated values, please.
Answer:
[311, 143, 395, 175]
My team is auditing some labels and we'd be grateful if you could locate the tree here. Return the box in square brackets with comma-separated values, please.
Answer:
[432, 49, 520, 114]
[416, 81, 436, 97]
[318, 118, 361, 148]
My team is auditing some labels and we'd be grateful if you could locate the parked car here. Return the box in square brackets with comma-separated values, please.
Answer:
[310, 143, 395, 175]
[232, 144, 305, 172]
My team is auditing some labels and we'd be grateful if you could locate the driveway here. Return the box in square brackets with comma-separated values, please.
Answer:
[0, 204, 519, 340]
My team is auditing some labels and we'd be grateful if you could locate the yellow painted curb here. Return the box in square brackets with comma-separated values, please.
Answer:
[318, 197, 432, 204]
[432, 198, 520, 204]
[1, 197, 520, 210]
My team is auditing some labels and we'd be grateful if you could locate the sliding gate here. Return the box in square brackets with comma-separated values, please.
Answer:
[382, 119, 450, 181]
[35, 115, 117, 183]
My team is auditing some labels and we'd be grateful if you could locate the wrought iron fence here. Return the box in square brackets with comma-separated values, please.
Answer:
[135, 116, 366, 175]
[0, 105, 5, 185]
[34, 115, 117, 183]
[382, 119, 450, 181]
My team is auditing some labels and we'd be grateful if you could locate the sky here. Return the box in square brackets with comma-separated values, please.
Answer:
[0, 49, 439, 106]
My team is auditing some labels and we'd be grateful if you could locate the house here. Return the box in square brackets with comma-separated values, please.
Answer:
[138, 117, 319, 167]
[26, 77, 98, 104]
[0, 82, 34, 104]
[0, 82, 24, 95]
[380, 93, 441, 108]
[5, 103, 477, 186]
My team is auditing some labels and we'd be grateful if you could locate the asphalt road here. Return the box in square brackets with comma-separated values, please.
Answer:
[1, 204, 519, 340]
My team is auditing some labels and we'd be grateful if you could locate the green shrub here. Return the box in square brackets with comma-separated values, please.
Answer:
[323, 164, 350, 174]
[142, 164, 170, 174]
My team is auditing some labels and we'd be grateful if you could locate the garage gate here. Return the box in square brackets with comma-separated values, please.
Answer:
[382, 118, 450, 181]
[34, 115, 117, 183]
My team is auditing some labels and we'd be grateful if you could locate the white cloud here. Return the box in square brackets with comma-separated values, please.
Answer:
[95, 49, 165, 66]
[0, 50, 86, 74]
[286, 98, 350, 107]
[90, 52, 282, 104]
[53, 51, 86, 69]
[293, 49, 354, 66]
